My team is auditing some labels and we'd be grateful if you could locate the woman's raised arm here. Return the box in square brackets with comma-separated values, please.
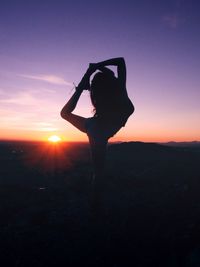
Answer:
[90, 57, 126, 89]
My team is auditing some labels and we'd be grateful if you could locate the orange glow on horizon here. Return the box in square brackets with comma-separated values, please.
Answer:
[0, 128, 199, 143]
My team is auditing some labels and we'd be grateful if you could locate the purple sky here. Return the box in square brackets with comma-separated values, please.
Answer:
[0, 0, 200, 141]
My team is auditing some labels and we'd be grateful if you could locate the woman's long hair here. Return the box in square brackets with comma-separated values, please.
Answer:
[90, 70, 122, 119]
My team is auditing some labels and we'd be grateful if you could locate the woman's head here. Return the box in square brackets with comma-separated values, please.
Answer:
[90, 70, 120, 116]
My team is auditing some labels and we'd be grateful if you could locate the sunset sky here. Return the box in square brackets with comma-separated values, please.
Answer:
[0, 0, 200, 142]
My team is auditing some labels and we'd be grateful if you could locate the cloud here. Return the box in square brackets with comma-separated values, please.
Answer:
[0, 92, 38, 106]
[31, 122, 59, 132]
[19, 74, 73, 86]
[0, 91, 60, 121]
[0, 105, 59, 132]
[162, 14, 184, 29]
[0, 108, 33, 128]
[33, 127, 59, 132]
[0, 90, 59, 109]
[0, 89, 4, 94]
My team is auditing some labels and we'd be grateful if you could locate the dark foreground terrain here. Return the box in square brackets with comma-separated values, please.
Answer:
[0, 141, 200, 267]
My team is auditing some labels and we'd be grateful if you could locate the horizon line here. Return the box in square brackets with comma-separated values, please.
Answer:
[0, 139, 199, 144]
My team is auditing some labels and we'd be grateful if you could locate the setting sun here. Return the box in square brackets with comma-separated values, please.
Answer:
[48, 135, 61, 143]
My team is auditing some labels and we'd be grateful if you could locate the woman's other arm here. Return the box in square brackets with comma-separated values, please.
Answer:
[90, 57, 126, 90]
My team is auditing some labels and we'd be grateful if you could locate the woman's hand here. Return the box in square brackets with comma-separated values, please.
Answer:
[76, 62, 100, 91]
[77, 72, 90, 91]
[85, 63, 97, 76]
[89, 63, 97, 70]
[76, 64, 97, 91]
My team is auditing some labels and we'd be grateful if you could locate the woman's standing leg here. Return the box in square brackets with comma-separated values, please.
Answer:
[89, 137, 107, 217]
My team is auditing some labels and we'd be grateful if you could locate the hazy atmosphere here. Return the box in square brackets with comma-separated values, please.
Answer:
[0, 0, 200, 142]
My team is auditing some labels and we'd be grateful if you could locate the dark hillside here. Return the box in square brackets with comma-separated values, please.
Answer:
[0, 141, 200, 266]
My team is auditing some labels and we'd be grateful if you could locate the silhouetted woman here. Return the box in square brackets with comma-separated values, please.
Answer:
[61, 57, 134, 183]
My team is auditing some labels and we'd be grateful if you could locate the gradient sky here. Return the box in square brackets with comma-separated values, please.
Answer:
[0, 0, 200, 142]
